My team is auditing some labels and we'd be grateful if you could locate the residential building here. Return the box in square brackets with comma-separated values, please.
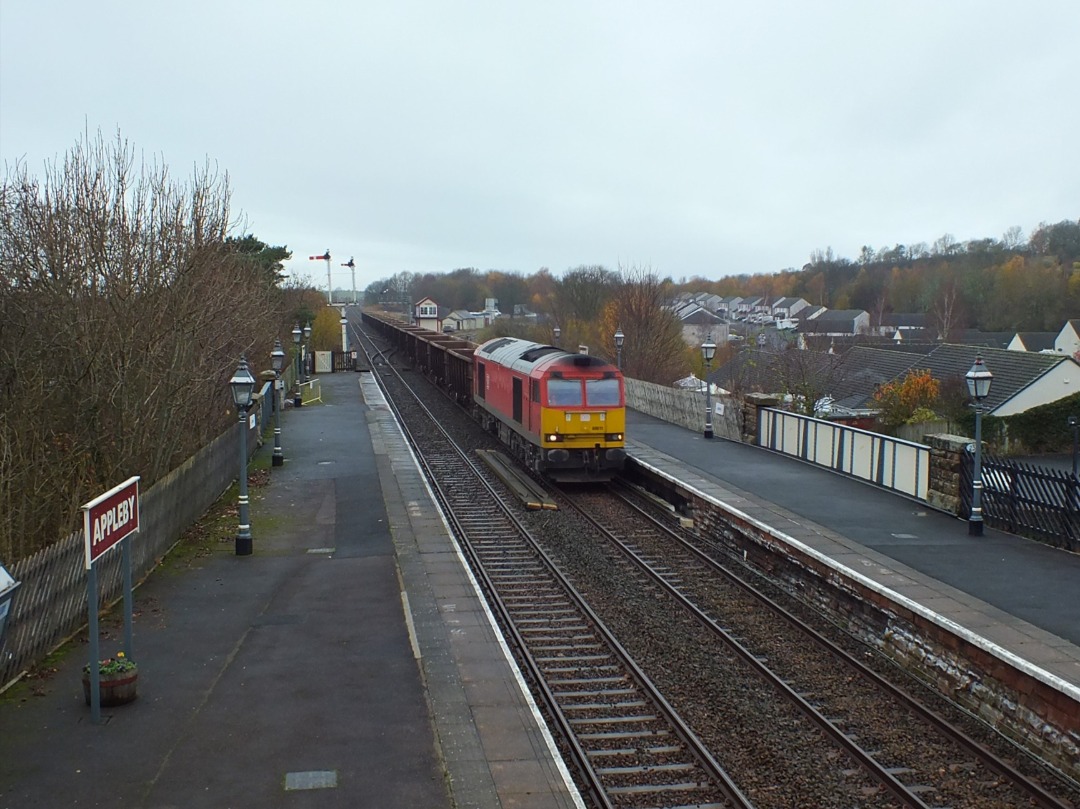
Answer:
[770, 297, 810, 321]
[678, 307, 728, 349]
[876, 313, 929, 341]
[1055, 319, 1080, 358]
[1007, 332, 1057, 353]
[797, 309, 870, 337]
[413, 296, 443, 332]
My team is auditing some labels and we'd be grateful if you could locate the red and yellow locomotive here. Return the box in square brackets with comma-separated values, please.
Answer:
[474, 337, 626, 481]
[359, 311, 627, 481]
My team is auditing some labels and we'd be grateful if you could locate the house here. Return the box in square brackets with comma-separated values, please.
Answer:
[671, 300, 705, 319]
[715, 341, 1079, 421]
[443, 309, 485, 333]
[717, 296, 743, 319]
[797, 309, 870, 337]
[440, 299, 503, 334]
[833, 344, 1079, 418]
[876, 313, 928, 341]
[412, 296, 444, 332]
[735, 297, 762, 318]
[1007, 332, 1057, 353]
[770, 297, 809, 321]
[1055, 319, 1080, 358]
[956, 330, 1014, 349]
[678, 307, 728, 349]
[827, 346, 933, 416]
[697, 293, 726, 316]
[908, 344, 1079, 417]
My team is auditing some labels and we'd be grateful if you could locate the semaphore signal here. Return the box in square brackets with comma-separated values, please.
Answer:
[309, 250, 332, 303]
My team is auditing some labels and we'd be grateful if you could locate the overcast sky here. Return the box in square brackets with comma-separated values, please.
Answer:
[2, 1, 1078, 295]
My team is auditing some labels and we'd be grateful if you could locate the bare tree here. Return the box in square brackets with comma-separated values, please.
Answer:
[0, 130, 280, 560]
[771, 344, 850, 416]
[928, 279, 966, 341]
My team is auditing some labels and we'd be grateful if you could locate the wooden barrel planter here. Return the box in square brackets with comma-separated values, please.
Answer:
[82, 670, 138, 707]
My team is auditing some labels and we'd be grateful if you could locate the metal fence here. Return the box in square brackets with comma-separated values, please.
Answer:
[961, 452, 1080, 552]
[0, 387, 266, 689]
[758, 407, 930, 501]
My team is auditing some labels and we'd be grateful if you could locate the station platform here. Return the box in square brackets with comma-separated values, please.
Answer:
[0, 371, 582, 809]
[625, 408, 1080, 693]
[5, 374, 1079, 809]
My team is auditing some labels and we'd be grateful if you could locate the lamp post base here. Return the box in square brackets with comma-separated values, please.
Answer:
[704, 428, 713, 440]
[272, 454, 284, 467]
[968, 519, 983, 537]
[236, 534, 253, 556]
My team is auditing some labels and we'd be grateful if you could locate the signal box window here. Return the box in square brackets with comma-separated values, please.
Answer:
[585, 378, 620, 406]
[547, 379, 583, 406]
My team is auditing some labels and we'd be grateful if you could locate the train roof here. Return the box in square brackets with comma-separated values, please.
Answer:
[476, 336, 614, 374]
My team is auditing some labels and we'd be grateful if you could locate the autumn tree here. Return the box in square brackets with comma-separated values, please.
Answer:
[310, 306, 345, 351]
[596, 265, 688, 384]
[872, 369, 941, 428]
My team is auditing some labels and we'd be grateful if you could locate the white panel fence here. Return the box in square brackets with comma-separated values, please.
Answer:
[758, 407, 930, 501]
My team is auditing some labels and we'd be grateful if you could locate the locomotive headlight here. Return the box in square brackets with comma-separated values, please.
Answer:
[547, 433, 562, 442]
[605, 433, 624, 442]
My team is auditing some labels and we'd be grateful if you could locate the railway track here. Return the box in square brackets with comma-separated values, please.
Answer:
[553, 483, 1077, 809]
[358, 325, 1080, 808]
[359, 332, 749, 808]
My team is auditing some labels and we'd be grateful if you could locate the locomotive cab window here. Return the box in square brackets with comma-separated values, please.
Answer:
[585, 378, 620, 406]
[546, 378, 583, 407]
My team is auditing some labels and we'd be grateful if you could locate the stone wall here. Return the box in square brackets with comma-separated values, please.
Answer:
[924, 433, 970, 516]
[622, 460, 1079, 781]
[625, 379, 740, 440]
[741, 392, 782, 444]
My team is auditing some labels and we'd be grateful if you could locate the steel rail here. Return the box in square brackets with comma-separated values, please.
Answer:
[354, 330, 750, 809]
[564, 482, 1074, 809]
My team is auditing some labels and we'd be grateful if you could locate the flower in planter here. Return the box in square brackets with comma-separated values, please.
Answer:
[83, 651, 138, 677]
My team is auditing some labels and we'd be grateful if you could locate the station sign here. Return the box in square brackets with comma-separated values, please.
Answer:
[82, 476, 141, 569]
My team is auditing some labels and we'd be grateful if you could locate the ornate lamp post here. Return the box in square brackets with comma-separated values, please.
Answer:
[229, 357, 256, 556]
[270, 339, 286, 467]
[701, 334, 716, 440]
[553, 326, 560, 347]
[291, 324, 303, 407]
[614, 327, 624, 370]
[303, 322, 312, 382]
[965, 354, 993, 536]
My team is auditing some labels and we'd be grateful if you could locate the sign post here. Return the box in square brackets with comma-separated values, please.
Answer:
[82, 476, 141, 724]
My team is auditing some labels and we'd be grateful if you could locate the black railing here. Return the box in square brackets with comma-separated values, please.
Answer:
[961, 452, 1080, 552]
